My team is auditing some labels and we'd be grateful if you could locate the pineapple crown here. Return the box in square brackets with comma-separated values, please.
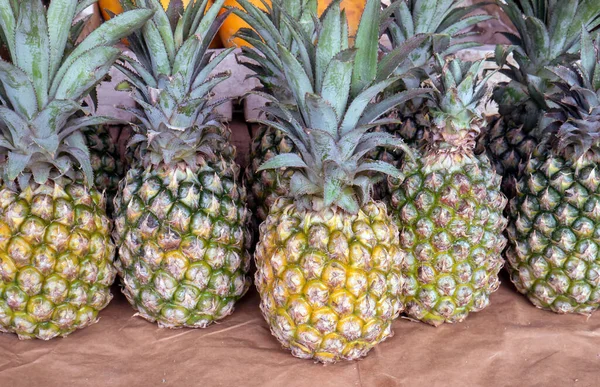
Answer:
[493, 0, 600, 119]
[425, 55, 495, 159]
[252, 0, 429, 214]
[0, 0, 151, 189]
[233, 0, 318, 105]
[382, 0, 492, 82]
[117, 0, 233, 168]
[235, 0, 430, 106]
[541, 29, 600, 162]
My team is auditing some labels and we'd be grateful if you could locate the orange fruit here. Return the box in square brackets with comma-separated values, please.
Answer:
[218, 0, 269, 48]
[218, 0, 366, 48]
[159, 0, 193, 8]
[98, 0, 124, 21]
[97, 0, 222, 49]
[98, 0, 193, 19]
[319, 0, 365, 38]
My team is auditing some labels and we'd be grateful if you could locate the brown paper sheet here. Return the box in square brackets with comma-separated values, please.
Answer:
[1, 273, 599, 387]
[0, 4, 594, 386]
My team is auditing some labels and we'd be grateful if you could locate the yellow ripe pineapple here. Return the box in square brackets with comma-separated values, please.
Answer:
[243, 0, 429, 362]
[0, 0, 151, 339]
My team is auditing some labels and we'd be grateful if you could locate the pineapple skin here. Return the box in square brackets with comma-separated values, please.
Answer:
[254, 198, 403, 363]
[87, 125, 134, 214]
[506, 154, 600, 314]
[481, 112, 539, 199]
[245, 124, 296, 223]
[376, 99, 430, 152]
[113, 148, 252, 328]
[0, 181, 116, 340]
[388, 152, 508, 326]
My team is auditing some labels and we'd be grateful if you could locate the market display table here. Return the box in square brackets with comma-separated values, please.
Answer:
[1, 275, 598, 387]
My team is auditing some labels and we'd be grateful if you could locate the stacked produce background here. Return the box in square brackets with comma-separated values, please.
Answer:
[0, 0, 599, 367]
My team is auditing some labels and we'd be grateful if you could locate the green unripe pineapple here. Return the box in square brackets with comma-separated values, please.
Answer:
[506, 31, 600, 314]
[112, 0, 252, 328]
[482, 0, 600, 198]
[86, 124, 134, 214]
[388, 56, 508, 326]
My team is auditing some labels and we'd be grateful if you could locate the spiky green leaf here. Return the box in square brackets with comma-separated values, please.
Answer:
[148, 0, 176, 64]
[581, 28, 595, 81]
[258, 153, 309, 171]
[290, 172, 321, 197]
[48, 0, 78, 80]
[31, 162, 51, 185]
[376, 33, 429, 82]
[334, 186, 359, 214]
[340, 76, 403, 135]
[32, 99, 80, 139]
[0, 0, 16, 56]
[143, 18, 172, 76]
[350, 0, 379, 98]
[15, 0, 50, 108]
[64, 131, 93, 186]
[305, 94, 338, 137]
[7, 151, 31, 180]
[321, 49, 355, 119]
[316, 0, 342, 91]
[51, 9, 154, 97]
[192, 47, 235, 89]
[356, 160, 403, 179]
[0, 60, 38, 119]
[55, 46, 121, 100]
[278, 43, 314, 115]
[358, 88, 432, 126]
[0, 105, 28, 145]
[323, 161, 345, 207]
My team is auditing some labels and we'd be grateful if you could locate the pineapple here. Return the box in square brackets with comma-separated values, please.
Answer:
[234, 0, 315, 224]
[86, 124, 134, 215]
[387, 56, 508, 326]
[482, 0, 600, 198]
[247, 0, 428, 362]
[0, 0, 150, 339]
[506, 30, 600, 314]
[377, 0, 492, 150]
[112, 0, 252, 328]
[245, 126, 295, 222]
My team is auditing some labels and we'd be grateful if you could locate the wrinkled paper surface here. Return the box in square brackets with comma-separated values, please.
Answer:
[1, 273, 599, 387]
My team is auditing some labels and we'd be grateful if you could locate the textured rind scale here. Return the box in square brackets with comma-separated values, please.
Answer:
[506, 154, 600, 315]
[480, 115, 538, 198]
[254, 198, 404, 363]
[113, 141, 252, 329]
[0, 182, 116, 340]
[374, 99, 430, 152]
[388, 152, 508, 326]
[245, 124, 296, 224]
[86, 125, 134, 214]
